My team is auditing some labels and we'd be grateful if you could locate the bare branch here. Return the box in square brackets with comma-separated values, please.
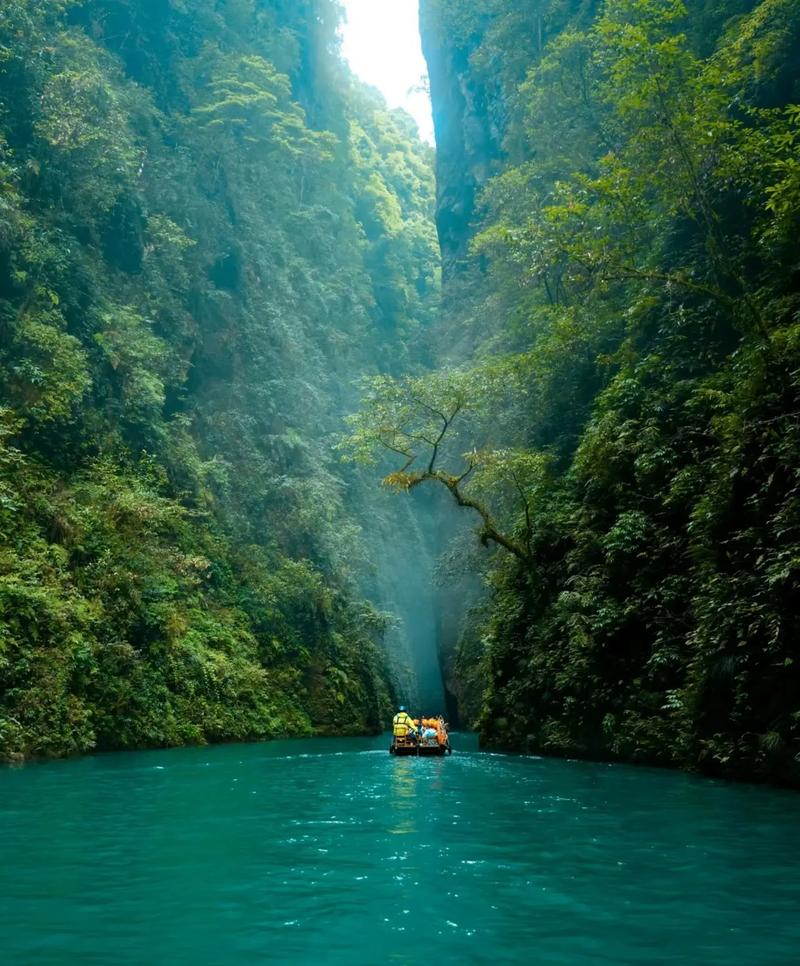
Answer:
[455, 461, 476, 486]
[394, 466, 532, 566]
[377, 436, 414, 462]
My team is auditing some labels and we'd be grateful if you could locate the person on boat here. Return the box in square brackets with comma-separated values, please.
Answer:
[392, 706, 417, 741]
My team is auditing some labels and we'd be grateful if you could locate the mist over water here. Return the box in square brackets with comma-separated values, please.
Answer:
[367, 490, 447, 714]
[385, 550, 445, 712]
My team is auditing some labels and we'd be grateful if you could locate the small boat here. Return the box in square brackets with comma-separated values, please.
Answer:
[390, 717, 452, 756]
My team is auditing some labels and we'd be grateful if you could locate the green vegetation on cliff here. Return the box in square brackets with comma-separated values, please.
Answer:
[4, 0, 798, 786]
[0, 0, 439, 760]
[354, 0, 799, 783]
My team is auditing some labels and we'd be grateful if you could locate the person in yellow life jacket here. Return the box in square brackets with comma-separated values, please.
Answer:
[392, 706, 417, 740]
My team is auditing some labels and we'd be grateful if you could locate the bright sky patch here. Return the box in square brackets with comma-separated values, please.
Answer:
[340, 0, 434, 144]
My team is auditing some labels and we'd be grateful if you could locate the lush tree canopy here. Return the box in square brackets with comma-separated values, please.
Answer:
[0, 0, 439, 760]
[3, 0, 799, 787]
[402, 0, 800, 784]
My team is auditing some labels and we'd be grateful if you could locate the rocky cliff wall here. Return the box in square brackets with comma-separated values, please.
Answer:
[419, 1, 503, 277]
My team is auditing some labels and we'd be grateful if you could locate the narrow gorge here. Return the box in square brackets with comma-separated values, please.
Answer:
[2, 4, 800, 962]
[2, 0, 800, 790]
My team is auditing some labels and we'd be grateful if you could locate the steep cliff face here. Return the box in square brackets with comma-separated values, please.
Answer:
[420, 0, 800, 785]
[0, 0, 440, 759]
[419, 0, 765, 274]
[419, 1, 502, 276]
[417, 2, 507, 726]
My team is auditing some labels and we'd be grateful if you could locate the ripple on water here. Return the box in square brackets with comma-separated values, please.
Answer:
[1, 736, 799, 965]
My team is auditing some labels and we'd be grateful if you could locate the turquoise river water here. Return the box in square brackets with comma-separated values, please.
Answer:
[1, 734, 799, 965]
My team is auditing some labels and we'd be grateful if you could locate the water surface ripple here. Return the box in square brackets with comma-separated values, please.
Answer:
[2, 735, 799, 964]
